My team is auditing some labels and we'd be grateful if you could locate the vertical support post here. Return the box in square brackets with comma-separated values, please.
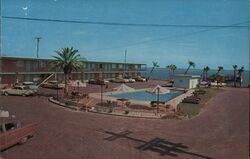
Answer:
[123, 49, 127, 78]
[157, 87, 160, 114]
[99, 64, 103, 106]
[77, 81, 80, 103]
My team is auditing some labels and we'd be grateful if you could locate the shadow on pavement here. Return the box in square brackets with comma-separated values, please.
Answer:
[100, 130, 214, 159]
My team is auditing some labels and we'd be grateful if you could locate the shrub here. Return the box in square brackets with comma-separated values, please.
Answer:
[124, 110, 129, 114]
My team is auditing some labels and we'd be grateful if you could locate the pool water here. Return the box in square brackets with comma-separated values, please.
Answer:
[108, 90, 183, 102]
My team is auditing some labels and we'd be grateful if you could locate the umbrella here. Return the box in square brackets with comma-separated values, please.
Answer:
[69, 80, 86, 87]
[113, 84, 135, 92]
[147, 85, 170, 94]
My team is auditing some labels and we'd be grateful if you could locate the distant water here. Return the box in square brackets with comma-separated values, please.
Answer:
[144, 68, 250, 87]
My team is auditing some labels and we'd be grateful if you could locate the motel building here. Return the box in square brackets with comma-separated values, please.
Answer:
[174, 74, 201, 89]
[0, 56, 146, 87]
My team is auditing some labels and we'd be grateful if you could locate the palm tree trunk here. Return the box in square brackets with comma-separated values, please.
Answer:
[64, 73, 68, 94]
[147, 67, 155, 80]
[239, 76, 242, 87]
[205, 72, 208, 81]
[168, 70, 171, 80]
[233, 71, 236, 87]
[184, 66, 191, 75]
[172, 70, 175, 80]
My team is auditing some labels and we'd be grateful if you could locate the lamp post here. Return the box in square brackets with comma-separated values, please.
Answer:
[77, 81, 80, 103]
[100, 64, 104, 106]
[123, 49, 127, 78]
[157, 87, 160, 114]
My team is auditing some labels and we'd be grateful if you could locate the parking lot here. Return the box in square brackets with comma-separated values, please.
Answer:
[0, 87, 249, 159]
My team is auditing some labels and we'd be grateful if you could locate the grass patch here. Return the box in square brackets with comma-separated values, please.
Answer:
[178, 88, 224, 118]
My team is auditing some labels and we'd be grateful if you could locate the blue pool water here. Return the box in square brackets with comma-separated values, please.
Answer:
[108, 90, 183, 102]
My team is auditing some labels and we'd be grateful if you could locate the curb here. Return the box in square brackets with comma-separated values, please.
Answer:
[89, 110, 163, 119]
[48, 97, 80, 111]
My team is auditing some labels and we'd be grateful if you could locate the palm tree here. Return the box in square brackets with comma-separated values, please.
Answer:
[232, 65, 238, 87]
[202, 66, 210, 81]
[184, 60, 195, 75]
[216, 66, 223, 75]
[237, 66, 244, 87]
[52, 47, 85, 94]
[147, 61, 159, 81]
[215, 66, 223, 87]
[166, 64, 177, 80]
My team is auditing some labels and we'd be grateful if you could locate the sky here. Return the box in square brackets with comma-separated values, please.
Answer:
[1, 0, 250, 70]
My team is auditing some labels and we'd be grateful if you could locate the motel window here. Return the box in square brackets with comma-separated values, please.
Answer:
[111, 64, 116, 69]
[118, 64, 123, 69]
[140, 65, 146, 70]
[25, 61, 31, 72]
[83, 63, 87, 69]
[40, 61, 46, 68]
[87, 63, 91, 71]
[16, 61, 24, 67]
[25, 74, 30, 81]
[34, 62, 38, 71]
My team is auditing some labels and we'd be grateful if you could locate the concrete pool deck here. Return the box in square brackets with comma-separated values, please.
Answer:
[89, 87, 195, 109]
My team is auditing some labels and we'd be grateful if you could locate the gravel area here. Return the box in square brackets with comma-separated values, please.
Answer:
[0, 85, 248, 159]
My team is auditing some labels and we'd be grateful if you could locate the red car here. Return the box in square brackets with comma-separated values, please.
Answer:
[0, 120, 37, 151]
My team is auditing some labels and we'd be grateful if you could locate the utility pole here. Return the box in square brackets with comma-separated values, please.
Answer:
[35, 37, 41, 58]
[123, 49, 127, 78]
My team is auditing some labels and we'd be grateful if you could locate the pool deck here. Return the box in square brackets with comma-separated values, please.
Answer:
[89, 87, 194, 110]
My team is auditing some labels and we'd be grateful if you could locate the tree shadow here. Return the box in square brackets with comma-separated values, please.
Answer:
[100, 130, 214, 159]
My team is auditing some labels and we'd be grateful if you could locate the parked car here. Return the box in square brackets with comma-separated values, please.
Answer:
[23, 81, 39, 92]
[111, 77, 130, 83]
[128, 78, 136, 83]
[88, 79, 109, 85]
[0, 120, 37, 151]
[1, 85, 36, 96]
[133, 76, 146, 82]
[41, 81, 65, 89]
[124, 77, 136, 83]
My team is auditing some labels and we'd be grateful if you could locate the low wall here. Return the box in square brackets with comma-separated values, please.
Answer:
[166, 89, 195, 109]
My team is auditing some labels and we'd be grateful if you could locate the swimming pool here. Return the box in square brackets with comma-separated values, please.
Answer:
[107, 90, 183, 102]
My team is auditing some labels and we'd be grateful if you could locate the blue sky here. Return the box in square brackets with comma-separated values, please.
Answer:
[1, 0, 250, 70]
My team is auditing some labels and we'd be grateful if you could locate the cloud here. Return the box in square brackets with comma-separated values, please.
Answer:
[22, 6, 29, 16]
[22, 6, 28, 10]
[74, 31, 87, 36]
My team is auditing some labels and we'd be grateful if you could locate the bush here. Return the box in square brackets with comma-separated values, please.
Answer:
[124, 110, 129, 114]
[125, 101, 131, 107]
